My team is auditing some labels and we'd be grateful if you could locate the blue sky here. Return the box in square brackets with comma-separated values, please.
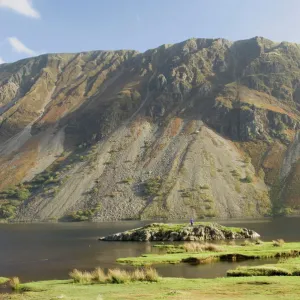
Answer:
[0, 0, 300, 63]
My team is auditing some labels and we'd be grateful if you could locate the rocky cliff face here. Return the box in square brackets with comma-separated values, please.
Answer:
[1, 37, 300, 221]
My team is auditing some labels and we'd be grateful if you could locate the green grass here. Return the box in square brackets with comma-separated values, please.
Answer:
[10, 277, 21, 291]
[0, 185, 31, 220]
[117, 242, 300, 266]
[0, 277, 9, 284]
[143, 177, 162, 196]
[68, 205, 101, 222]
[153, 244, 176, 249]
[4, 277, 300, 300]
[227, 257, 300, 277]
[130, 222, 244, 234]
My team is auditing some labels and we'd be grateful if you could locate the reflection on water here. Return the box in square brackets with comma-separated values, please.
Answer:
[0, 217, 300, 282]
[156, 258, 277, 278]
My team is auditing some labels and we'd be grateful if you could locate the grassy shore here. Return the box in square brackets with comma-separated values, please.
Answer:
[117, 242, 300, 266]
[3, 242, 300, 299]
[0, 277, 9, 284]
[228, 257, 300, 276]
[3, 277, 300, 300]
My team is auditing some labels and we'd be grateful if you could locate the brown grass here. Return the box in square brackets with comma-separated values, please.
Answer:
[282, 160, 300, 208]
[131, 269, 146, 281]
[168, 117, 183, 137]
[202, 243, 223, 252]
[39, 104, 67, 125]
[273, 239, 285, 247]
[262, 142, 285, 169]
[9, 277, 20, 291]
[69, 267, 159, 284]
[241, 240, 253, 246]
[69, 269, 93, 284]
[107, 269, 131, 284]
[183, 243, 223, 253]
[91, 268, 107, 283]
[284, 129, 296, 142]
[130, 117, 147, 138]
[183, 242, 203, 252]
[238, 85, 296, 119]
[262, 142, 286, 187]
[237, 140, 269, 174]
[0, 138, 39, 190]
[144, 267, 160, 281]
[254, 239, 264, 245]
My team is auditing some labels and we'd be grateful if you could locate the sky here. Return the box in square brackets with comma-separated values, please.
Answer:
[0, 0, 300, 63]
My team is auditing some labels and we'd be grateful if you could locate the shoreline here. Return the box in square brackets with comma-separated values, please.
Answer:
[2, 276, 300, 299]
[1, 222, 300, 299]
[2, 216, 293, 225]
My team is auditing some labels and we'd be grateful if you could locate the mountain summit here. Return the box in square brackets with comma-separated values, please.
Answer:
[1, 37, 300, 221]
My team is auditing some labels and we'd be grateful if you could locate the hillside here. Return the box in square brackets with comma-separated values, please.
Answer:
[0, 36, 300, 221]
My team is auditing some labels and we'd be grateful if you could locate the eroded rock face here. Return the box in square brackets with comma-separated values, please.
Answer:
[99, 223, 260, 242]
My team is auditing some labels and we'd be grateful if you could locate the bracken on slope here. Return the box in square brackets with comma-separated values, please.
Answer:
[0, 36, 300, 221]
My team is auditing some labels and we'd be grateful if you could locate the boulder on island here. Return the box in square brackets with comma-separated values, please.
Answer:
[99, 223, 260, 242]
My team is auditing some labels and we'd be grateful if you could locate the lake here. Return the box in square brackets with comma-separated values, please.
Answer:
[1, 217, 300, 282]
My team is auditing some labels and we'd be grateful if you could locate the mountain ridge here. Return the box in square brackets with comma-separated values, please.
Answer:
[1, 36, 300, 221]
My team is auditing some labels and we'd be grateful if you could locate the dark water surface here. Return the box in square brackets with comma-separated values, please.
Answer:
[1, 217, 300, 282]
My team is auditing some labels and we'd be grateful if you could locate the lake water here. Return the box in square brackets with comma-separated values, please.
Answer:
[1, 217, 300, 282]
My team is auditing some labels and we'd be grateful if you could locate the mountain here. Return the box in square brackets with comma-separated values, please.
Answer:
[1, 36, 300, 222]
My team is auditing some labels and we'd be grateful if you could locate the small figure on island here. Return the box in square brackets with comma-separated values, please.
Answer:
[190, 218, 194, 226]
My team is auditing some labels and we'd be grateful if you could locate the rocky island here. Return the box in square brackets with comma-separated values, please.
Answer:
[99, 223, 260, 242]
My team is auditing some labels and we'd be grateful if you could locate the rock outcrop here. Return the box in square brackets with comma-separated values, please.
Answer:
[99, 223, 260, 242]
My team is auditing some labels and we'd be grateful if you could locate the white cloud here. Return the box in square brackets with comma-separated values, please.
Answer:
[0, 57, 5, 64]
[8, 37, 37, 56]
[0, 0, 40, 18]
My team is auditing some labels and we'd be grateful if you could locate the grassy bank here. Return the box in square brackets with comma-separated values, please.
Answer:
[3, 242, 300, 299]
[3, 277, 300, 300]
[227, 257, 300, 277]
[117, 242, 300, 266]
[69, 267, 159, 284]
[0, 277, 9, 284]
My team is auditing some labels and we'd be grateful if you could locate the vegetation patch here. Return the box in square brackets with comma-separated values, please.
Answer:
[273, 239, 285, 247]
[118, 177, 134, 184]
[69, 267, 159, 284]
[200, 184, 210, 190]
[0, 185, 31, 220]
[240, 173, 253, 183]
[68, 204, 101, 221]
[3, 276, 300, 300]
[227, 257, 300, 277]
[231, 169, 241, 178]
[282, 159, 300, 210]
[117, 242, 300, 266]
[0, 277, 9, 284]
[183, 242, 223, 253]
[10, 277, 21, 292]
[143, 177, 163, 196]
